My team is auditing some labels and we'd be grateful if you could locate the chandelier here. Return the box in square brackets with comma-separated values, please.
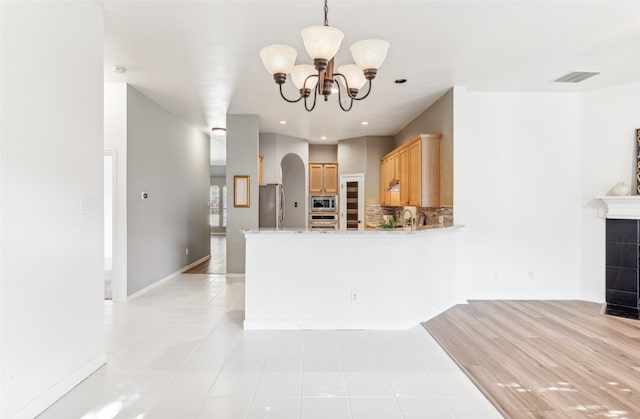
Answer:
[259, 0, 390, 112]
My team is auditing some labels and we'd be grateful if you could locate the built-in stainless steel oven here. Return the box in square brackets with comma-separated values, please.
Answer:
[310, 195, 338, 212]
[309, 213, 338, 230]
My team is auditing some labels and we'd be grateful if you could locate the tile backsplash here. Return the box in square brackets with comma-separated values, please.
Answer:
[366, 204, 453, 227]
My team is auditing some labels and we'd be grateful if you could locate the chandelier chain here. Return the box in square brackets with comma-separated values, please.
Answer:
[324, 0, 329, 26]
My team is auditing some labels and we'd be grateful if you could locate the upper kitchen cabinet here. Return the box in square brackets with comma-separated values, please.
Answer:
[310, 162, 338, 194]
[380, 134, 441, 207]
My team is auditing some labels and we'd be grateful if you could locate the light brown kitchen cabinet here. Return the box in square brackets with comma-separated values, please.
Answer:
[408, 140, 421, 206]
[398, 148, 409, 206]
[379, 134, 441, 207]
[309, 162, 339, 194]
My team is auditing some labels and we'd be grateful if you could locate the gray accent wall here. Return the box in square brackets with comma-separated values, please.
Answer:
[309, 144, 338, 161]
[226, 115, 259, 274]
[394, 88, 454, 206]
[281, 154, 306, 228]
[259, 133, 310, 225]
[338, 136, 394, 205]
[126, 86, 210, 295]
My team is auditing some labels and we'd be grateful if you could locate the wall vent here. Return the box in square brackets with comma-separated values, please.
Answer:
[553, 71, 600, 83]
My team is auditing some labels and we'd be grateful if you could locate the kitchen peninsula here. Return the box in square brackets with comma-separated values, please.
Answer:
[243, 224, 462, 330]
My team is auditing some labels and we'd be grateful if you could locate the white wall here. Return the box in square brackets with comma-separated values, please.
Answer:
[0, 3, 105, 418]
[104, 83, 128, 302]
[126, 86, 210, 295]
[227, 115, 260, 274]
[580, 82, 640, 301]
[454, 90, 582, 300]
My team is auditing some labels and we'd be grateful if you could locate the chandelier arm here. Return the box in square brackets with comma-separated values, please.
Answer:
[352, 79, 373, 101]
[279, 84, 303, 103]
[335, 79, 354, 112]
[304, 88, 319, 112]
[303, 74, 319, 91]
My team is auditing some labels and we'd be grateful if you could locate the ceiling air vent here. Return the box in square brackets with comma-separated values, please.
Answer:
[553, 71, 600, 83]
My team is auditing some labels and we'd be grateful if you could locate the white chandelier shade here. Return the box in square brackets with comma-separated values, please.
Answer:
[300, 25, 345, 61]
[259, 44, 297, 76]
[350, 39, 390, 71]
[291, 65, 319, 90]
[338, 64, 367, 90]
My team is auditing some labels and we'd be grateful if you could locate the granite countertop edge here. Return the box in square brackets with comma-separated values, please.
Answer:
[242, 224, 464, 235]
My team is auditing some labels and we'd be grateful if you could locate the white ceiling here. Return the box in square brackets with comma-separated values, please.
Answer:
[103, 0, 640, 163]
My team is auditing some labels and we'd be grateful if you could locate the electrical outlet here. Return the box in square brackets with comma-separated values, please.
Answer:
[350, 291, 358, 303]
[185, 248, 189, 256]
[528, 269, 535, 279]
[494, 269, 503, 280]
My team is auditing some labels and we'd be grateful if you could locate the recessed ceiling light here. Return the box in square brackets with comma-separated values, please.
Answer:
[279, 120, 287, 125]
[361, 121, 369, 126]
[320, 136, 327, 140]
[394, 79, 407, 84]
[211, 127, 227, 137]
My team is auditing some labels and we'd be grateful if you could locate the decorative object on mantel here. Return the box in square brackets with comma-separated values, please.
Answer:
[259, 0, 389, 112]
[610, 181, 630, 196]
[636, 129, 640, 193]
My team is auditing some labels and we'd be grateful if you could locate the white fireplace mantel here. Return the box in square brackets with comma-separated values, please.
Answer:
[597, 196, 640, 219]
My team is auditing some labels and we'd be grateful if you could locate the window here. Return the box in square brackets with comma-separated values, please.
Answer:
[210, 184, 227, 228]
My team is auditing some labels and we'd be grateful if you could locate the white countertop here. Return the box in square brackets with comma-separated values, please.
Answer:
[243, 224, 463, 236]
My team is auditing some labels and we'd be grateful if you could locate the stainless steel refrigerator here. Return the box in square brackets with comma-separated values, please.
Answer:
[259, 183, 285, 228]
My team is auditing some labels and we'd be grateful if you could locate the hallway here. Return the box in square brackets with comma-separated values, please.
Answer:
[38, 274, 499, 418]
[185, 235, 227, 274]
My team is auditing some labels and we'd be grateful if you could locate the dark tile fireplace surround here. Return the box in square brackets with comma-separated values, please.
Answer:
[605, 219, 640, 319]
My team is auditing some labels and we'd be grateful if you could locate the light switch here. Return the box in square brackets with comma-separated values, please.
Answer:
[80, 197, 91, 215]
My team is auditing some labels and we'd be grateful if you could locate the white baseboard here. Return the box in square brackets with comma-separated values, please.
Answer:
[127, 255, 211, 301]
[10, 351, 106, 419]
[225, 274, 245, 283]
[243, 318, 417, 330]
[581, 292, 605, 303]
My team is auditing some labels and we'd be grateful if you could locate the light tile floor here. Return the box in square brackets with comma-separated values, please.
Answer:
[39, 274, 501, 419]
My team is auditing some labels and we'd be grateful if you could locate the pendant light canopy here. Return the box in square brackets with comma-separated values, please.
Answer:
[259, 0, 390, 112]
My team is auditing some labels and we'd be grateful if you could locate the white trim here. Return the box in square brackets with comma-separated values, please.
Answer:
[10, 351, 106, 419]
[596, 196, 640, 219]
[225, 273, 245, 278]
[581, 292, 605, 303]
[244, 300, 457, 331]
[126, 255, 211, 301]
[104, 150, 121, 301]
[339, 173, 365, 231]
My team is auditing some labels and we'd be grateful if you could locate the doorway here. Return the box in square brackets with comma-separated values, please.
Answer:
[340, 174, 365, 231]
[104, 152, 115, 299]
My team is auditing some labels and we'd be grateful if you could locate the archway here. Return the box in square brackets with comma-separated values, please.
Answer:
[281, 153, 306, 228]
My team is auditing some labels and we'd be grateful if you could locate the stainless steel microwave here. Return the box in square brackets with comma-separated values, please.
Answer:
[310, 195, 338, 212]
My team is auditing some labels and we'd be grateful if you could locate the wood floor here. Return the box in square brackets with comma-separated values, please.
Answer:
[423, 301, 640, 419]
[184, 235, 226, 274]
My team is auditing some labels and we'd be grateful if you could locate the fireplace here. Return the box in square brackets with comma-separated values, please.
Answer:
[599, 196, 640, 320]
